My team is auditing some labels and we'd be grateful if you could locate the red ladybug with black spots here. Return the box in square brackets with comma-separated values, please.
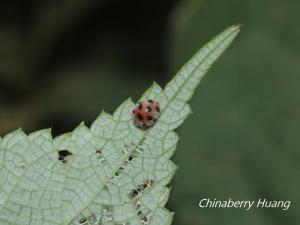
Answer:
[132, 99, 160, 128]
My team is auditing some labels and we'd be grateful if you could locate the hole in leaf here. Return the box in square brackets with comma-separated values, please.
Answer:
[102, 207, 113, 222]
[96, 149, 102, 154]
[137, 210, 142, 216]
[129, 189, 139, 199]
[79, 218, 87, 224]
[136, 201, 141, 209]
[142, 216, 148, 223]
[96, 149, 103, 159]
[120, 166, 125, 170]
[129, 179, 154, 199]
[58, 150, 73, 163]
[82, 214, 99, 224]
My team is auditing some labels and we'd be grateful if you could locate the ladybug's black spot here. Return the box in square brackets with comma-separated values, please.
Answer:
[137, 113, 144, 121]
[156, 106, 160, 112]
[138, 104, 143, 110]
[148, 99, 154, 103]
[147, 116, 154, 121]
[58, 150, 73, 163]
[146, 106, 152, 112]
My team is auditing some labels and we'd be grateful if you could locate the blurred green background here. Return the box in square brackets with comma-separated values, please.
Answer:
[0, 0, 299, 224]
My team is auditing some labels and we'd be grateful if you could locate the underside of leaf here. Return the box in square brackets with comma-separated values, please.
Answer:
[0, 25, 240, 225]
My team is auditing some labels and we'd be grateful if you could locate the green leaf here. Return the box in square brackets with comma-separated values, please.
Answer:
[0, 25, 240, 225]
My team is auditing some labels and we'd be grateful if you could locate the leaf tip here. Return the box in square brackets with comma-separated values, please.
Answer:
[123, 97, 135, 107]
[230, 24, 242, 37]
[16, 127, 26, 136]
[152, 81, 159, 86]
[235, 23, 244, 28]
[227, 24, 241, 37]
[126, 97, 133, 102]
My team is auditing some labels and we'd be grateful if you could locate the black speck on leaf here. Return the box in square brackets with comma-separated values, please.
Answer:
[58, 150, 73, 163]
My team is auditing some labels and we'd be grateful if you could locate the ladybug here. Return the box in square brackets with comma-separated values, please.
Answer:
[132, 99, 160, 128]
